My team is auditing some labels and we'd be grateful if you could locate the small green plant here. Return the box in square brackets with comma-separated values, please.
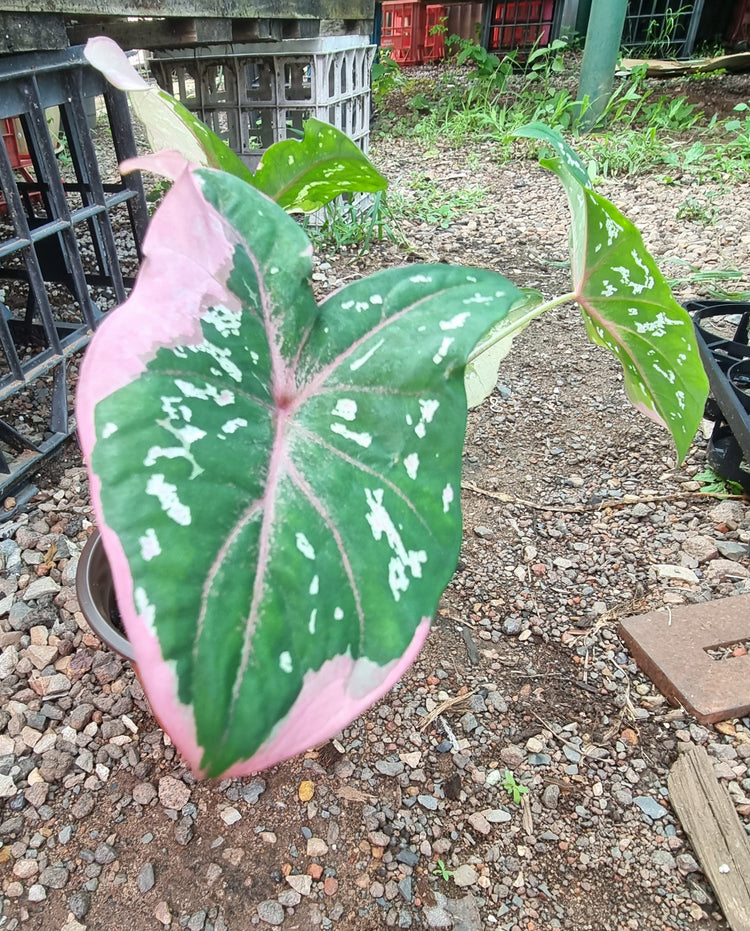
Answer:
[694, 468, 746, 496]
[662, 260, 747, 301]
[502, 770, 529, 804]
[388, 173, 486, 229]
[433, 860, 454, 881]
[371, 49, 404, 105]
[676, 195, 717, 226]
[304, 191, 407, 253]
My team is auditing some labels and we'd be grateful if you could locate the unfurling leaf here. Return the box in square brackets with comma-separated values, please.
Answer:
[84, 37, 386, 213]
[76, 166, 521, 778]
[253, 118, 387, 213]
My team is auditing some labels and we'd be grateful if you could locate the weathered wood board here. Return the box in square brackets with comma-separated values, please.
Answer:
[0, 1, 373, 19]
[668, 745, 750, 931]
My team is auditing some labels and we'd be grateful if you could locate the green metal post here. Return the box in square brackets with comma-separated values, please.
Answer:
[576, 0, 628, 131]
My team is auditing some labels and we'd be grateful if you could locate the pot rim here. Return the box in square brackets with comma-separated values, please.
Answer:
[76, 529, 136, 662]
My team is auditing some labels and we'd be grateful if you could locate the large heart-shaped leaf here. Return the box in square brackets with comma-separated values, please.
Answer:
[76, 164, 523, 778]
[514, 125, 708, 462]
[252, 118, 387, 213]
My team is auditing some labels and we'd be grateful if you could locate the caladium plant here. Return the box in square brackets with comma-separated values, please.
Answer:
[76, 48, 708, 778]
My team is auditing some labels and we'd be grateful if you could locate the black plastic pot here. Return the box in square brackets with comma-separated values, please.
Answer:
[76, 529, 135, 662]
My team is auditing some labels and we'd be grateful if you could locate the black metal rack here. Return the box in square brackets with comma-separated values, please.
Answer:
[689, 299, 750, 491]
[0, 45, 147, 496]
[622, 0, 705, 59]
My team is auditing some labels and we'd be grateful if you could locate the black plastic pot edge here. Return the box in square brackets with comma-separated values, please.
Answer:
[76, 529, 136, 663]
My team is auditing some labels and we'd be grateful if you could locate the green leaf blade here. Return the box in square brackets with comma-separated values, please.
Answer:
[253, 118, 388, 213]
[530, 126, 709, 463]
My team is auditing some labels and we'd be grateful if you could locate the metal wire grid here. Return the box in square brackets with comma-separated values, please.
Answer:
[622, 0, 705, 58]
[0, 46, 147, 496]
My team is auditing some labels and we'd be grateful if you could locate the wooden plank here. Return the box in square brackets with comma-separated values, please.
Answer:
[0, 1, 374, 20]
[621, 52, 750, 77]
[0, 13, 67, 53]
[65, 17, 193, 49]
[668, 744, 750, 931]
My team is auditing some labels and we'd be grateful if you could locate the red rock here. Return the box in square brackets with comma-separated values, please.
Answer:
[307, 863, 323, 880]
[323, 877, 339, 896]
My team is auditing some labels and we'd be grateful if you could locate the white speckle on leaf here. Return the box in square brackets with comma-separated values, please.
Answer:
[611, 254, 654, 295]
[279, 652, 293, 673]
[605, 215, 624, 245]
[296, 533, 315, 560]
[331, 423, 372, 448]
[364, 488, 427, 602]
[404, 453, 419, 479]
[134, 587, 156, 635]
[139, 528, 161, 562]
[144, 415, 205, 479]
[433, 337, 454, 365]
[175, 379, 235, 407]
[370, 294, 383, 304]
[203, 304, 242, 338]
[146, 474, 191, 526]
[309, 574, 319, 595]
[350, 338, 385, 372]
[415, 398, 440, 437]
[102, 422, 118, 439]
[356, 301, 369, 312]
[332, 399, 357, 421]
[308, 609, 317, 635]
[270, 267, 279, 275]
[462, 292, 494, 305]
[653, 363, 676, 384]
[341, 300, 355, 310]
[189, 340, 242, 383]
[409, 274, 432, 284]
[676, 390, 686, 410]
[440, 312, 470, 331]
[634, 311, 683, 338]
[442, 483, 454, 513]
[221, 418, 248, 435]
[334, 607, 344, 620]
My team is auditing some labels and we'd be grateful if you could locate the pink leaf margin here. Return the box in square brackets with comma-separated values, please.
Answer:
[84, 36, 150, 92]
[76, 157, 242, 775]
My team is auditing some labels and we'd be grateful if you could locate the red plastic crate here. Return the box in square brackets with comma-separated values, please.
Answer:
[381, 1, 426, 65]
[487, 0, 555, 52]
[2, 117, 32, 171]
[423, 5, 448, 62]
[1, 116, 39, 216]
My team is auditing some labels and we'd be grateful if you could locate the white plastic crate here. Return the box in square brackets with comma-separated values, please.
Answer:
[149, 36, 375, 171]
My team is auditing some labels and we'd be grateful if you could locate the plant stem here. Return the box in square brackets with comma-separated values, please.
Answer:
[466, 290, 577, 364]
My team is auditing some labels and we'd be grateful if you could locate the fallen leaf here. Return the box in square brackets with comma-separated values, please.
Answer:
[298, 780, 315, 802]
[714, 721, 736, 737]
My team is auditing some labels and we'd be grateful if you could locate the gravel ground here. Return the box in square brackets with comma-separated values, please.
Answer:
[2, 93, 750, 931]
